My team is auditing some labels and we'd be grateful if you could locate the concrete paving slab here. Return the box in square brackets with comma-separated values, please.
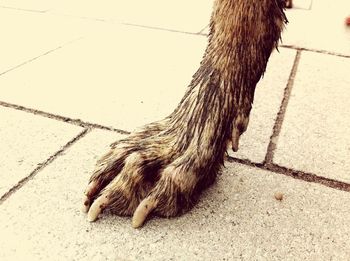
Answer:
[1, 130, 350, 260]
[283, 1, 350, 56]
[0, 8, 103, 75]
[0, 106, 83, 197]
[229, 48, 296, 163]
[274, 51, 350, 183]
[0, 25, 207, 130]
[50, 0, 214, 33]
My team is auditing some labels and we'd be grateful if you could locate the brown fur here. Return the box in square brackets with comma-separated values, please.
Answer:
[84, 0, 287, 227]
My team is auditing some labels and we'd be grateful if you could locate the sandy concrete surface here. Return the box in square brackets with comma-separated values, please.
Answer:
[1, 131, 350, 261]
[274, 52, 350, 183]
[0, 106, 83, 197]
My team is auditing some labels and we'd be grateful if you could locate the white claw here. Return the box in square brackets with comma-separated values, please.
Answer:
[132, 197, 157, 228]
[87, 195, 109, 222]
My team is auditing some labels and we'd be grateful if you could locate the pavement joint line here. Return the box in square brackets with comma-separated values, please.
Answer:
[264, 50, 301, 164]
[0, 100, 130, 135]
[121, 22, 206, 36]
[0, 37, 84, 77]
[0, 5, 48, 13]
[48, 11, 111, 23]
[197, 24, 209, 35]
[280, 44, 350, 59]
[227, 156, 350, 193]
[0, 128, 90, 205]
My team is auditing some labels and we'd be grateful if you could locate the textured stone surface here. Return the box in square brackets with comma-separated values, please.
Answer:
[1, 130, 350, 260]
[274, 52, 350, 182]
[0, 106, 83, 197]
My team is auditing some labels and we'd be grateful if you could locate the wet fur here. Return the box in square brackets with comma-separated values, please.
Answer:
[85, 0, 287, 222]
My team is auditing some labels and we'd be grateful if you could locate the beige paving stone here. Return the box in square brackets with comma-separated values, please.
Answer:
[0, 25, 207, 130]
[274, 51, 350, 183]
[0, 8, 103, 75]
[1, 130, 350, 260]
[0, 106, 83, 197]
[50, 0, 214, 33]
[283, 0, 350, 56]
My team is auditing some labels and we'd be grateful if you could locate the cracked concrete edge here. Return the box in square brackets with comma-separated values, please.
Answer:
[0, 128, 90, 204]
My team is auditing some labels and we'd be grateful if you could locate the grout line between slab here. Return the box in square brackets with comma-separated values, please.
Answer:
[0, 37, 83, 77]
[48, 11, 110, 23]
[280, 44, 350, 59]
[0, 5, 48, 13]
[0, 100, 130, 135]
[227, 156, 350, 193]
[0, 128, 90, 205]
[197, 24, 209, 34]
[264, 50, 301, 164]
[121, 22, 206, 36]
[226, 156, 350, 192]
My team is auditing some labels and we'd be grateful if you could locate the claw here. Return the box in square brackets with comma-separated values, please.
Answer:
[132, 197, 157, 228]
[82, 195, 90, 213]
[87, 194, 110, 222]
[83, 180, 100, 213]
[231, 128, 240, 152]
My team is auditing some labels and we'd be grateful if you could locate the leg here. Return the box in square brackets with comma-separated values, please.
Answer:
[83, 0, 287, 228]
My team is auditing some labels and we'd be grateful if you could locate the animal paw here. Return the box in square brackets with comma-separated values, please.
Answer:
[83, 121, 204, 228]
